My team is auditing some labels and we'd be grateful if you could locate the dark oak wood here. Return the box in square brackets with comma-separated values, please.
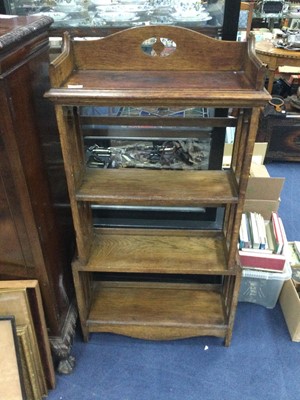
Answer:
[46, 26, 270, 346]
[0, 15, 76, 375]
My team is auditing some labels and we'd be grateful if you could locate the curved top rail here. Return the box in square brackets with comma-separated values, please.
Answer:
[71, 25, 249, 72]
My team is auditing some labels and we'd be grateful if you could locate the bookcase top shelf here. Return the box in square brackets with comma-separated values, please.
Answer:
[45, 25, 271, 107]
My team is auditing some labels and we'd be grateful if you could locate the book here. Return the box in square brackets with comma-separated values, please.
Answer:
[271, 212, 284, 254]
[265, 221, 276, 253]
[248, 212, 260, 249]
[288, 242, 300, 267]
[256, 212, 267, 250]
[240, 247, 273, 254]
[239, 213, 251, 249]
[278, 216, 288, 244]
[239, 250, 286, 272]
[294, 241, 300, 259]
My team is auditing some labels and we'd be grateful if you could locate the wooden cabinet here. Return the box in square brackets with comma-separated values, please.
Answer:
[0, 16, 76, 375]
[257, 111, 300, 162]
[45, 26, 270, 346]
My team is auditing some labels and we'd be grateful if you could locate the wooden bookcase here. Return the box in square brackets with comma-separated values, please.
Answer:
[45, 26, 270, 346]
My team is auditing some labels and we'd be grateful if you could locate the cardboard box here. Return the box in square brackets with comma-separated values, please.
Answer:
[243, 199, 281, 220]
[246, 164, 284, 201]
[244, 164, 284, 219]
[223, 143, 285, 219]
[279, 279, 300, 342]
[223, 142, 268, 167]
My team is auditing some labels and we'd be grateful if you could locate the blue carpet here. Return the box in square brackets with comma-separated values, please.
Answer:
[266, 162, 300, 241]
[47, 162, 300, 400]
[48, 304, 300, 400]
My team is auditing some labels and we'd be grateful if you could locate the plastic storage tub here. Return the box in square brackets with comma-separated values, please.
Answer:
[238, 262, 292, 309]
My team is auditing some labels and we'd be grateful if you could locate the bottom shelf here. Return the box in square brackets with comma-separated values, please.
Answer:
[86, 280, 228, 341]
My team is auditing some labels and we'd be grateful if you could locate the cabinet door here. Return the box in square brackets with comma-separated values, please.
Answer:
[0, 73, 38, 276]
[0, 152, 35, 274]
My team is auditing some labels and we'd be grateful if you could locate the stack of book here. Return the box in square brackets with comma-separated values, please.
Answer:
[239, 211, 287, 272]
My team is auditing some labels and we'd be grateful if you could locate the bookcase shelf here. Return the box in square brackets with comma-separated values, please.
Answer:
[76, 169, 239, 206]
[73, 228, 231, 275]
[86, 281, 227, 341]
[45, 25, 270, 346]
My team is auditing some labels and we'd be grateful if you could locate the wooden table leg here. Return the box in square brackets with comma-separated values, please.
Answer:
[267, 68, 275, 94]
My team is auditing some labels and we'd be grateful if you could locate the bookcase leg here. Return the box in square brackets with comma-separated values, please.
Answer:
[49, 302, 78, 374]
[72, 266, 92, 342]
[225, 333, 232, 347]
[223, 271, 242, 347]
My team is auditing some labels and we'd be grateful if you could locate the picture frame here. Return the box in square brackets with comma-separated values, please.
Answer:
[0, 316, 26, 400]
[0, 281, 55, 399]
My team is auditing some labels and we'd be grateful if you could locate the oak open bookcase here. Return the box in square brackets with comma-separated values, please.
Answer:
[45, 26, 270, 346]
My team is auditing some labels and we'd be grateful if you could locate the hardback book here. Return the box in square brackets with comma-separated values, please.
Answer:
[248, 212, 260, 249]
[239, 250, 286, 272]
[239, 213, 251, 249]
[271, 211, 284, 254]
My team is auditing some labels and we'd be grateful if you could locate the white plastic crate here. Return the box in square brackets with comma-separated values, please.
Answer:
[239, 262, 292, 309]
